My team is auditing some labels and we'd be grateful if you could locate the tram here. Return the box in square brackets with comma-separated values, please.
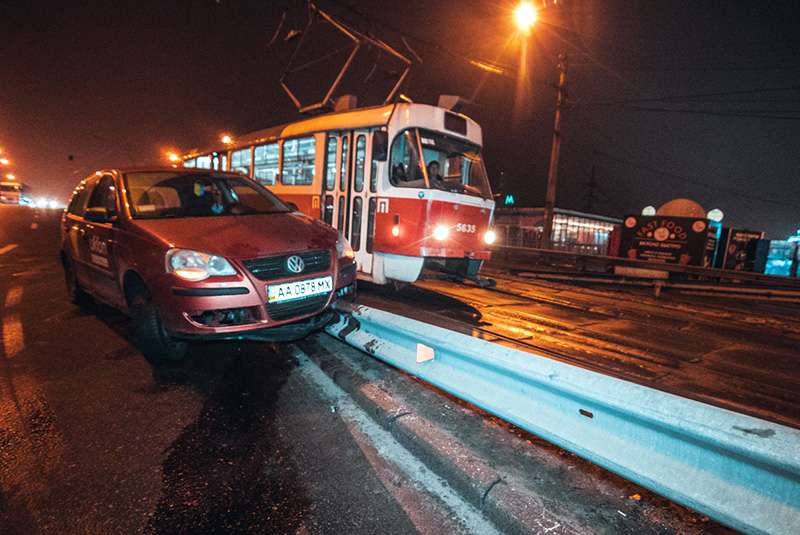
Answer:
[182, 102, 496, 285]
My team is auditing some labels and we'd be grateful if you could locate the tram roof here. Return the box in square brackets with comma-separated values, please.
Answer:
[184, 103, 480, 158]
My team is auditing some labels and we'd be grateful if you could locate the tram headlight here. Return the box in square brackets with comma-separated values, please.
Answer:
[433, 225, 449, 241]
[483, 230, 497, 245]
[336, 234, 355, 260]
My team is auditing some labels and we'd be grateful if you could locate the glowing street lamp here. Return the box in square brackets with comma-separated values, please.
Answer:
[167, 152, 180, 163]
[514, 1, 538, 34]
[707, 208, 724, 222]
[221, 134, 233, 145]
[0, 158, 9, 166]
[5, 173, 16, 180]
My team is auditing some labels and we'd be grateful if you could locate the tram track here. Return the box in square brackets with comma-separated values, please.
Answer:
[359, 274, 800, 429]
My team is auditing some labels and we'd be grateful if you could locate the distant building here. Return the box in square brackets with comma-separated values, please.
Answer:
[494, 207, 621, 255]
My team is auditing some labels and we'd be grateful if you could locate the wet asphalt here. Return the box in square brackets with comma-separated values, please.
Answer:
[0, 205, 419, 534]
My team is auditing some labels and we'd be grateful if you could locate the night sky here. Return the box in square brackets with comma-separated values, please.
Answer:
[2, 0, 799, 238]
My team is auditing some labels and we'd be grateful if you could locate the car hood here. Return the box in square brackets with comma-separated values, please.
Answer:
[132, 213, 338, 259]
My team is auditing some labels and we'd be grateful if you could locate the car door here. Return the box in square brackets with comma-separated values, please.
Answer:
[82, 174, 122, 304]
[64, 176, 99, 290]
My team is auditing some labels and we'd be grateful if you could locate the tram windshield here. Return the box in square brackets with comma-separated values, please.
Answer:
[390, 129, 492, 199]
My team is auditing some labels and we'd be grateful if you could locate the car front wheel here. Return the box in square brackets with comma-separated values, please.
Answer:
[129, 291, 188, 364]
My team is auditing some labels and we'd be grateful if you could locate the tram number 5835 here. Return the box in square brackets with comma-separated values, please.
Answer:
[456, 223, 477, 234]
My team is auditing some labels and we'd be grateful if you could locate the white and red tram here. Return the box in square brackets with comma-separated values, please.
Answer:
[182, 102, 496, 284]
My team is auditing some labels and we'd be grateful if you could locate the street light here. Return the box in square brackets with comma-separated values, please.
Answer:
[5, 173, 16, 180]
[167, 152, 180, 163]
[0, 158, 9, 166]
[221, 134, 233, 145]
[514, 1, 538, 34]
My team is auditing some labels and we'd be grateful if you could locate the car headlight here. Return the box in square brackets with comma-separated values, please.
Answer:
[166, 249, 236, 281]
[336, 234, 355, 260]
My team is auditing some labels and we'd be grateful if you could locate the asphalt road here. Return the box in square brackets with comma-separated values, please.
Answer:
[0, 205, 462, 534]
[0, 204, 735, 534]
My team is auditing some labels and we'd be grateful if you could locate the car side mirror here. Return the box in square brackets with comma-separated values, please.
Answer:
[85, 206, 113, 223]
[372, 131, 388, 161]
[286, 202, 300, 212]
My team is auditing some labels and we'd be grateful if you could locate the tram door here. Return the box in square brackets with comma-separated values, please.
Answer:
[322, 130, 374, 275]
[347, 130, 373, 274]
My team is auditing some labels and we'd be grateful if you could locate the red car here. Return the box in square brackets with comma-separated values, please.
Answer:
[60, 168, 356, 362]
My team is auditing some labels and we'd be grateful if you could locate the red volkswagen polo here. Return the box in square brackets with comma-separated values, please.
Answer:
[60, 168, 356, 362]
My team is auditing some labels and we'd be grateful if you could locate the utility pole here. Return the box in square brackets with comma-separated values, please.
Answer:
[541, 53, 568, 249]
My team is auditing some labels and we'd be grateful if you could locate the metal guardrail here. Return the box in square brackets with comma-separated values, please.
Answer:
[327, 303, 800, 535]
[491, 245, 800, 288]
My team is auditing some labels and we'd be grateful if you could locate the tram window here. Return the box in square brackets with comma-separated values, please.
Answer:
[231, 148, 251, 176]
[340, 136, 349, 191]
[351, 197, 363, 251]
[389, 130, 425, 188]
[391, 128, 492, 199]
[337, 196, 346, 231]
[183, 158, 196, 168]
[366, 197, 376, 253]
[370, 132, 379, 193]
[354, 135, 366, 192]
[323, 195, 334, 225]
[196, 155, 211, 169]
[324, 136, 337, 191]
[253, 143, 279, 186]
[282, 137, 316, 186]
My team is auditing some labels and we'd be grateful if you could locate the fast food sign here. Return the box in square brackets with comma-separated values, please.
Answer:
[620, 215, 714, 266]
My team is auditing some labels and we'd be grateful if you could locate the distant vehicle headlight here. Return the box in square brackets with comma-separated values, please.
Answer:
[166, 249, 236, 281]
[336, 233, 355, 260]
[483, 230, 497, 245]
[433, 225, 449, 241]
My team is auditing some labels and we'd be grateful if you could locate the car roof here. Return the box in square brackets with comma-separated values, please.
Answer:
[89, 167, 246, 177]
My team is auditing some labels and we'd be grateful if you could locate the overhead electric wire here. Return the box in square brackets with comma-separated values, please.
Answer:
[622, 106, 800, 121]
[568, 109, 800, 211]
[593, 150, 800, 210]
[585, 85, 800, 106]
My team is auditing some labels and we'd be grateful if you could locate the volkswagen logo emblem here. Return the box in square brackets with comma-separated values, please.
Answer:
[286, 255, 305, 274]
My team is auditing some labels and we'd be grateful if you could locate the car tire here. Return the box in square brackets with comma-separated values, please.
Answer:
[129, 291, 188, 364]
[63, 257, 92, 308]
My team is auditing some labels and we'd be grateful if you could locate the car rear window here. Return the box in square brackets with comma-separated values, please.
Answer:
[124, 172, 290, 219]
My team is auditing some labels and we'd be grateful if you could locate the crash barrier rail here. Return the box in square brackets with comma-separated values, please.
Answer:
[327, 303, 800, 535]
[490, 245, 800, 288]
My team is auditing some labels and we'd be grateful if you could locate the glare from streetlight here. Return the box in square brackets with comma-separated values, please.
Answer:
[167, 152, 180, 162]
[221, 134, 233, 144]
[0, 158, 9, 166]
[5, 173, 16, 180]
[514, 1, 538, 34]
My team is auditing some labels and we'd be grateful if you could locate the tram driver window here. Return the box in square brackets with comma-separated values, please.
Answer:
[389, 130, 425, 188]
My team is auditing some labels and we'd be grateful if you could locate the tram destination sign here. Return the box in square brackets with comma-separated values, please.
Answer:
[620, 215, 715, 266]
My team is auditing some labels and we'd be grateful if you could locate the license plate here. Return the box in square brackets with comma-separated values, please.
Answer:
[267, 276, 333, 304]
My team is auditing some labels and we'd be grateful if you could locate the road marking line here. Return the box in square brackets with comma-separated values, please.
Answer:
[4, 287, 23, 308]
[293, 347, 501, 535]
[2, 313, 24, 358]
[0, 244, 19, 255]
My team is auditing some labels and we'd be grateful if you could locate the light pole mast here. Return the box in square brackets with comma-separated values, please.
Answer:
[542, 53, 568, 249]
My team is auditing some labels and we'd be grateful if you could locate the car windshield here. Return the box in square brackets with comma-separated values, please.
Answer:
[389, 128, 493, 199]
[124, 172, 290, 219]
